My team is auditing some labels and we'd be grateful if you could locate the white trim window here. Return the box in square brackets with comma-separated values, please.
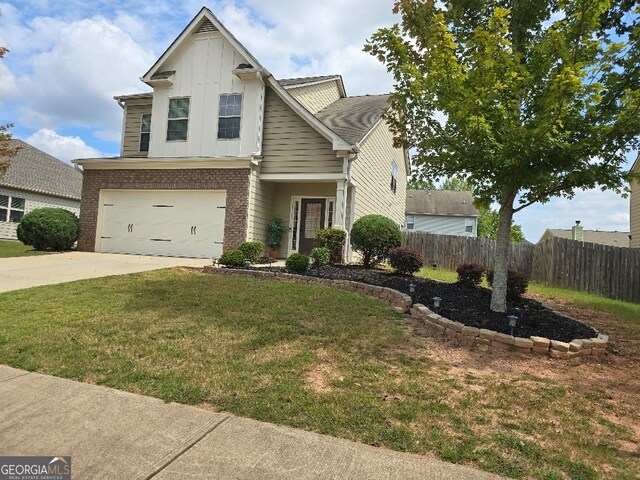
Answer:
[465, 218, 474, 234]
[406, 215, 415, 230]
[167, 97, 190, 141]
[218, 94, 242, 139]
[390, 161, 399, 194]
[0, 194, 25, 223]
[140, 113, 151, 152]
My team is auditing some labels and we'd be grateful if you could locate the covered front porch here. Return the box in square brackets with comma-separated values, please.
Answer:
[251, 177, 355, 260]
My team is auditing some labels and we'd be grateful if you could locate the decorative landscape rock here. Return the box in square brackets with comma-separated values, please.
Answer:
[203, 266, 609, 360]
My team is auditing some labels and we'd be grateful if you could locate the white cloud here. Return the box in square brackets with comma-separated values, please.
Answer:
[13, 16, 154, 141]
[26, 128, 101, 162]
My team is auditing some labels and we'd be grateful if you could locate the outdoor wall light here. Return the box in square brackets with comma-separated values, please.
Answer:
[508, 315, 518, 336]
[409, 283, 416, 293]
[433, 296, 442, 308]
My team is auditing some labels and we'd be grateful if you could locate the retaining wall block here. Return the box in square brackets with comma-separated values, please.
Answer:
[550, 340, 570, 353]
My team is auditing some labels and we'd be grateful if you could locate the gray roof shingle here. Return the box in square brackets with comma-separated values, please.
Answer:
[0, 140, 83, 200]
[541, 229, 630, 248]
[314, 95, 390, 145]
[406, 189, 480, 217]
[279, 75, 342, 87]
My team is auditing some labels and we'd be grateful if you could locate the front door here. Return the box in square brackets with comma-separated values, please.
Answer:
[298, 199, 326, 255]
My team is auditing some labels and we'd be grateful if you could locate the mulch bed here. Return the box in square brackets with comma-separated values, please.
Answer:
[247, 265, 597, 343]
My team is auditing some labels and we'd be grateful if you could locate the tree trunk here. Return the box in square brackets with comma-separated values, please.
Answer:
[490, 191, 516, 313]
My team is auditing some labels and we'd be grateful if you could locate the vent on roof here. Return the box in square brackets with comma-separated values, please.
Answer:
[195, 19, 218, 34]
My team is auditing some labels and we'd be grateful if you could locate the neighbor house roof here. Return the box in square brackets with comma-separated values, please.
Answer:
[539, 229, 630, 248]
[0, 140, 82, 200]
[279, 75, 342, 87]
[315, 95, 391, 145]
[406, 189, 480, 217]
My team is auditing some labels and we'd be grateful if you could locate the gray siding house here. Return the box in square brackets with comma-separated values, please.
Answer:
[1, 140, 82, 240]
[404, 189, 479, 237]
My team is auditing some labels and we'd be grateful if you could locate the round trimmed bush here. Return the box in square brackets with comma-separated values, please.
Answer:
[486, 269, 529, 298]
[285, 253, 310, 274]
[218, 250, 247, 267]
[238, 241, 264, 264]
[350, 214, 402, 268]
[310, 247, 330, 267]
[456, 263, 485, 287]
[389, 246, 423, 275]
[17, 207, 79, 251]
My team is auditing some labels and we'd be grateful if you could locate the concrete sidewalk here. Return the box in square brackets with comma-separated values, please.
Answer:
[0, 366, 502, 479]
[0, 252, 211, 292]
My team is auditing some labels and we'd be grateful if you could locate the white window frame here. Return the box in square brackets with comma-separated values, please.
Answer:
[390, 161, 399, 194]
[139, 113, 151, 152]
[406, 215, 415, 230]
[217, 93, 243, 140]
[288, 196, 336, 256]
[0, 194, 26, 223]
[166, 97, 190, 142]
[465, 218, 474, 234]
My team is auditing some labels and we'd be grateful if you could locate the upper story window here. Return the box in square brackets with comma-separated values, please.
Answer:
[390, 161, 399, 194]
[140, 114, 151, 152]
[406, 215, 415, 230]
[218, 94, 242, 139]
[167, 97, 190, 141]
[465, 218, 474, 233]
[0, 194, 25, 223]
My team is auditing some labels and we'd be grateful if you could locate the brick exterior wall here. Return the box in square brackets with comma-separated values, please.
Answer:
[78, 168, 250, 253]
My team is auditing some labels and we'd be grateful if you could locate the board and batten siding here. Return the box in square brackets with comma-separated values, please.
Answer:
[405, 214, 477, 237]
[247, 166, 275, 247]
[148, 32, 264, 158]
[122, 100, 152, 158]
[286, 81, 342, 114]
[631, 170, 640, 248]
[0, 187, 80, 240]
[261, 87, 342, 175]
[350, 120, 407, 226]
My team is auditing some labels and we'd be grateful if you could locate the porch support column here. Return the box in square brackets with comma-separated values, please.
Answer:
[334, 180, 347, 229]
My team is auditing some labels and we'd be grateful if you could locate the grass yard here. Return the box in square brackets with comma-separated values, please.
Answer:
[1, 268, 639, 479]
[0, 239, 47, 258]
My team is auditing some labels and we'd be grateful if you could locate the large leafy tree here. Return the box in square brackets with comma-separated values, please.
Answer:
[366, 0, 639, 312]
[0, 11, 18, 177]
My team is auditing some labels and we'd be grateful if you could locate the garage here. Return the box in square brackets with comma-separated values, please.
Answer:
[97, 190, 226, 258]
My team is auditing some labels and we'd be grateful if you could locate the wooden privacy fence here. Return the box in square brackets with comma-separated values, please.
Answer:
[403, 232, 640, 304]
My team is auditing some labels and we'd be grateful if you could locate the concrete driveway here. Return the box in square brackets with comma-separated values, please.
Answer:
[0, 252, 211, 292]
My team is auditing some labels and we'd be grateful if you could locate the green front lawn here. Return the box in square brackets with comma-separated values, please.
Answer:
[0, 239, 47, 258]
[0, 269, 638, 479]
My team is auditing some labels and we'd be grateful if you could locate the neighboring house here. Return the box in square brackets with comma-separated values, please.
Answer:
[538, 222, 631, 248]
[74, 8, 407, 260]
[0, 140, 82, 240]
[631, 156, 639, 248]
[404, 189, 479, 237]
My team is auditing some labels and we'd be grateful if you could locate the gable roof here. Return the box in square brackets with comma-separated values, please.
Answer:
[279, 75, 342, 88]
[406, 189, 480, 217]
[540, 229, 630, 248]
[315, 95, 391, 145]
[0, 140, 82, 200]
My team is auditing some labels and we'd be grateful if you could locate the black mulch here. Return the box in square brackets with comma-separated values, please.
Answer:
[247, 265, 597, 343]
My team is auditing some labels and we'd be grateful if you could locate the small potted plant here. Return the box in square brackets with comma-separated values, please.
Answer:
[268, 215, 284, 259]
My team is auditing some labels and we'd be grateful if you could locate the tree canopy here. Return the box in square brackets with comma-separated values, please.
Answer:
[366, 0, 639, 311]
[0, 12, 18, 177]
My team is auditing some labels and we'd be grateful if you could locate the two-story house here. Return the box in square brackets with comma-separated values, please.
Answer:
[74, 7, 407, 260]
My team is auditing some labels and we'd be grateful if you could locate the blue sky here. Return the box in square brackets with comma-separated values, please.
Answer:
[0, 1, 635, 242]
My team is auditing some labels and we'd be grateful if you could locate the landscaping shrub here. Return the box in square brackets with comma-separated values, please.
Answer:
[285, 253, 310, 274]
[456, 263, 485, 287]
[16, 207, 79, 251]
[218, 250, 247, 267]
[238, 241, 264, 263]
[310, 247, 330, 268]
[486, 269, 529, 298]
[315, 228, 346, 264]
[350, 215, 402, 268]
[388, 246, 423, 275]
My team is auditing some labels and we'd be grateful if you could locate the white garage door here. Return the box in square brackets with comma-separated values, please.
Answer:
[98, 190, 226, 258]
